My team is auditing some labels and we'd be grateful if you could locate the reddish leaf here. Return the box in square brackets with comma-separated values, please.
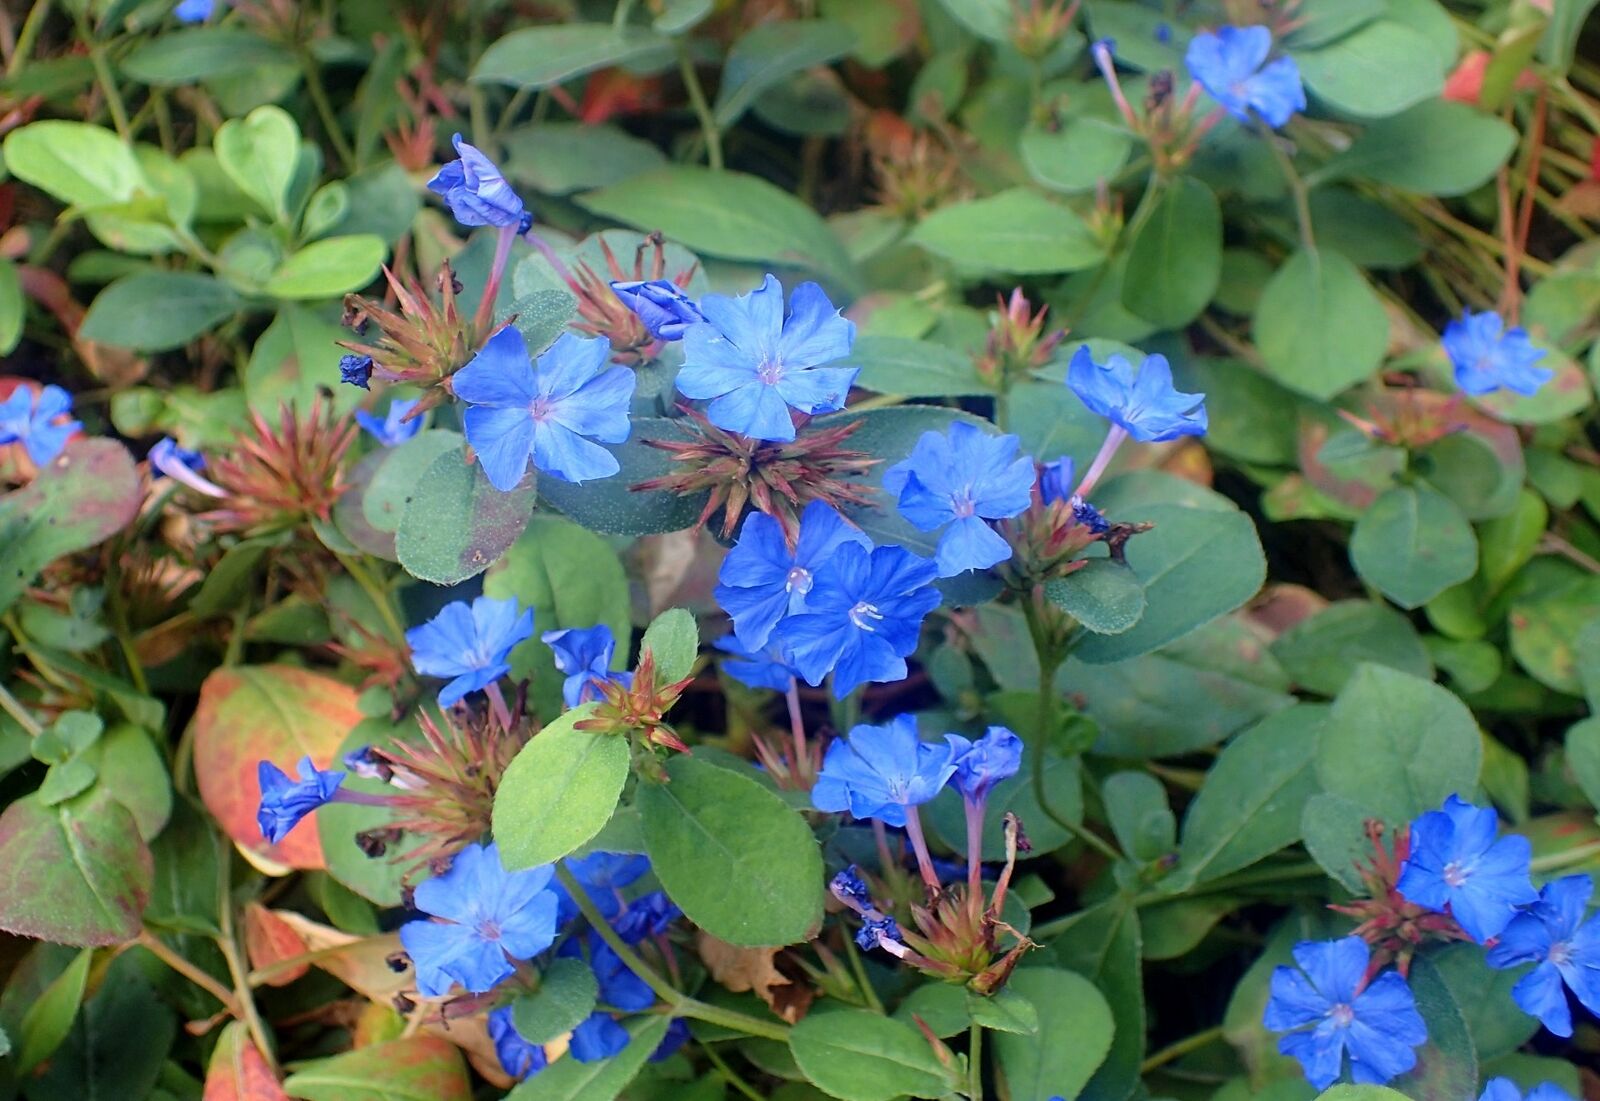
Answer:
[193, 665, 363, 869]
[203, 1021, 289, 1101]
[243, 902, 309, 987]
[281, 1033, 472, 1101]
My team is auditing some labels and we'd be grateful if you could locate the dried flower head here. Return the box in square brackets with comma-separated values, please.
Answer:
[201, 399, 356, 537]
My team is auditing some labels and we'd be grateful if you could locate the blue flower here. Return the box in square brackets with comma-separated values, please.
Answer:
[678, 274, 858, 443]
[558, 929, 655, 1011]
[1073, 498, 1110, 534]
[1185, 25, 1306, 129]
[398, 843, 560, 997]
[543, 625, 631, 709]
[811, 714, 958, 827]
[715, 501, 871, 651]
[149, 437, 205, 477]
[549, 851, 651, 925]
[355, 399, 423, 448]
[1038, 457, 1075, 505]
[427, 134, 529, 230]
[1396, 794, 1538, 943]
[829, 866, 873, 909]
[856, 913, 904, 952]
[570, 1013, 631, 1062]
[651, 1019, 691, 1063]
[174, 0, 214, 21]
[489, 1006, 548, 1080]
[612, 280, 704, 342]
[1443, 309, 1553, 397]
[0, 384, 80, 467]
[614, 891, 680, 944]
[339, 354, 373, 389]
[775, 542, 941, 699]
[1263, 937, 1427, 1090]
[1485, 874, 1600, 1037]
[256, 757, 345, 844]
[1481, 1079, 1577, 1101]
[454, 328, 636, 490]
[946, 726, 1023, 804]
[406, 596, 535, 707]
[714, 635, 799, 692]
[1067, 346, 1207, 443]
[882, 422, 1035, 577]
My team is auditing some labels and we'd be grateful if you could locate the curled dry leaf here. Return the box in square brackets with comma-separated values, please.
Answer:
[697, 931, 813, 1023]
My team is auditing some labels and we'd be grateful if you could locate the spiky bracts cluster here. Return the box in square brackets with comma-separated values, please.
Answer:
[1330, 818, 1472, 977]
[996, 475, 1145, 590]
[339, 264, 482, 417]
[355, 709, 527, 877]
[863, 113, 973, 221]
[974, 289, 1065, 390]
[635, 405, 879, 543]
[201, 399, 356, 537]
[564, 232, 698, 363]
[575, 649, 694, 755]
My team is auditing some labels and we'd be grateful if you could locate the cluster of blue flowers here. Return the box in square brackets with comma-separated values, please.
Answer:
[1265, 795, 1600, 1091]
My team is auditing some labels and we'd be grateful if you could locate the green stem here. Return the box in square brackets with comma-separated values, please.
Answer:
[1531, 839, 1600, 875]
[842, 933, 884, 1014]
[0, 680, 43, 737]
[336, 552, 406, 643]
[1140, 1025, 1224, 1074]
[216, 840, 280, 1074]
[88, 42, 132, 140]
[139, 929, 239, 1013]
[702, 1041, 766, 1101]
[555, 865, 790, 1042]
[967, 1021, 984, 1101]
[1263, 130, 1315, 252]
[6, 0, 52, 77]
[612, 0, 640, 29]
[676, 43, 724, 171]
[299, 49, 356, 173]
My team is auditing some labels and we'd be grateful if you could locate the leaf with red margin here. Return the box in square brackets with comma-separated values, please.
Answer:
[0, 788, 153, 946]
[281, 1032, 472, 1101]
[243, 902, 310, 987]
[203, 1020, 290, 1101]
[192, 665, 363, 869]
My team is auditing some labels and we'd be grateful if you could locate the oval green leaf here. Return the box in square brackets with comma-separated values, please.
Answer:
[493, 705, 631, 870]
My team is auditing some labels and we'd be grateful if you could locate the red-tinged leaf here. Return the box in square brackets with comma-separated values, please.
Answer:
[280, 1032, 472, 1101]
[244, 902, 309, 986]
[0, 788, 153, 946]
[203, 1021, 290, 1101]
[192, 665, 363, 869]
[267, 910, 412, 1002]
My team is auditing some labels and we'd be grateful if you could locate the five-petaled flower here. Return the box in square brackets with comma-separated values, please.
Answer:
[1443, 309, 1553, 397]
[257, 756, 345, 844]
[678, 274, 858, 442]
[1067, 346, 1208, 443]
[775, 541, 941, 698]
[946, 726, 1023, 804]
[544, 625, 632, 709]
[1396, 794, 1538, 943]
[398, 842, 561, 997]
[715, 500, 871, 651]
[811, 714, 958, 827]
[883, 422, 1036, 577]
[454, 328, 636, 490]
[0, 384, 80, 467]
[1480, 1079, 1577, 1101]
[1486, 873, 1600, 1036]
[427, 134, 530, 230]
[406, 596, 535, 707]
[1263, 936, 1427, 1090]
[489, 1005, 548, 1080]
[1185, 25, 1307, 129]
[611, 279, 705, 341]
[355, 398, 423, 448]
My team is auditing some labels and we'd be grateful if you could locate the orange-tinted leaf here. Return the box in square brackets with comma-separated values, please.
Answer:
[203, 1021, 289, 1101]
[266, 910, 411, 1002]
[281, 1033, 471, 1101]
[193, 665, 363, 869]
[243, 902, 309, 987]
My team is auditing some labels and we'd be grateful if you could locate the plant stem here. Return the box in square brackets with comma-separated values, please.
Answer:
[676, 43, 724, 171]
[785, 678, 808, 776]
[248, 941, 372, 986]
[484, 681, 514, 732]
[968, 1020, 984, 1101]
[0, 680, 43, 736]
[335, 552, 406, 643]
[216, 846, 280, 1074]
[901, 805, 942, 892]
[299, 49, 356, 173]
[1074, 424, 1129, 500]
[6, 0, 51, 77]
[964, 797, 986, 900]
[88, 42, 132, 140]
[139, 930, 241, 1013]
[1141, 1025, 1224, 1073]
[1531, 840, 1600, 875]
[1263, 129, 1315, 253]
[842, 933, 885, 1013]
[702, 1040, 766, 1101]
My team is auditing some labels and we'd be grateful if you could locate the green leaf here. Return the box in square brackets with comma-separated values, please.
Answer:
[639, 755, 823, 946]
[1350, 484, 1479, 610]
[120, 27, 296, 85]
[909, 189, 1105, 275]
[1430, 941, 1539, 1061]
[0, 256, 23, 355]
[493, 706, 632, 870]
[1252, 248, 1387, 400]
[1270, 600, 1433, 696]
[264, 235, 385, 299]
[473, 25, 674, 89]
[640, 607, 699, 683]
[502, 289, 581, 355]
[502, 123, 667, 196]
[1074, 504, 1266, 665]
[993, 969, 1115, 1101]
[931, 0, 1011, 39]
[1511, 577, 1600, 695]
[1566, 717, 1600, 810]
[15, 947, 91, 1074]
[361, 430, 463, 535]
[1050, 898, 1144, 1101]
[511, 957, 599, 1044]
[788, 1009, 954, 1101]
[1173, 704, 1325, 887]
[1472, 347, 1593, 425]
[1045, 560, 1146, 636]
[1389, 956, 1477, 1101]
[1324, 99, 1518, 196]
[0, 438, 140, 615]
[214, 105, 299, 221]
[1284, 0, 1385, 47]
[1121, 176, 1222, 329]
[83, 724, 171, 840]
[396, 446, 536, 584]
[3, 121, 145, 209]
[967, 987, 1039, 1034]
[1314, 663, 1482, 827]
[244, 303, 361, 418]
[1539, 0, 1598, 73]
[282, 1033, 472, 1101]
[1291, 20, 1445, 118]
[537, 417, 708, 536]
[845, 335, 988, 397]
[80, 271, 242, 351]
[1302, 790, 1384, 891]
[1020, 116, 1133, 195]
[318, 716, 414, 906]
[578, 167, 859, 294]
[714, 21, 857, 126]
[1102, 771, 1175, 860]
[507, 1016, 671, 1101]
[25, 951, 176, 1101]
[0, 788, 152, 946]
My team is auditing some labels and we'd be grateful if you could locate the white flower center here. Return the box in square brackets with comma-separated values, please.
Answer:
[1443, 861, 1470, 888]
[758, 358, 785, 385]
[785, 566, 813, 595]
[849, 601, 884, 631]
[1328, 1003, 1354, 1028]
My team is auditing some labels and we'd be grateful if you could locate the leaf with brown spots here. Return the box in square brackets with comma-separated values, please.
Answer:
[203, 1021, 289, 1101]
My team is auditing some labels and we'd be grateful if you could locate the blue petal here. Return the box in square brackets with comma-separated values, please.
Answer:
[455, 326, 538, 406]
